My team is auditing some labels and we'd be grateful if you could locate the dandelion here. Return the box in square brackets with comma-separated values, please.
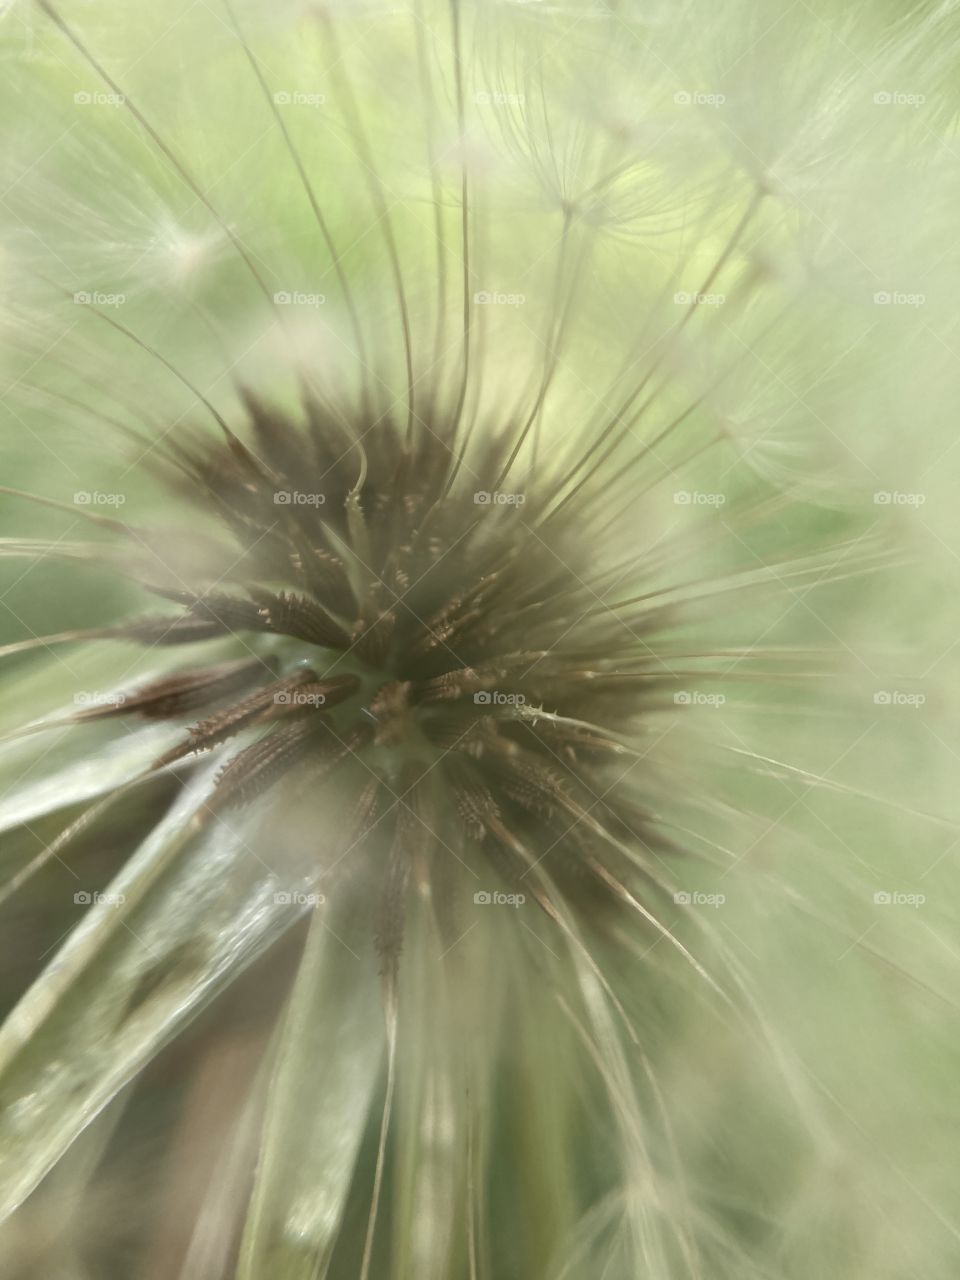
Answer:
[1, 0, 959, 1276]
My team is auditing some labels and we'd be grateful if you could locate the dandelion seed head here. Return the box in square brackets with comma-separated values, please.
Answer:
[1, 0, 960, 1275]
